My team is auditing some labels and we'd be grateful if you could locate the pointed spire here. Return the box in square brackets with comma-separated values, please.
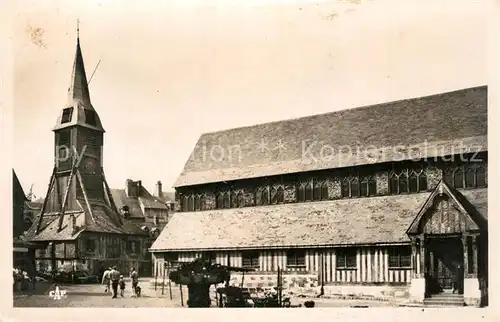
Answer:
[67, 19, 91, 108]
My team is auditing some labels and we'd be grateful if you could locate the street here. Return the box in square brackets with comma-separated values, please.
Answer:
[13, 278, 397, 308]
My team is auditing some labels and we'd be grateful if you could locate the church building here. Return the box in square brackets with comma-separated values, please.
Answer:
[150, 86, 488, 307]
[26, 30, 150, 276]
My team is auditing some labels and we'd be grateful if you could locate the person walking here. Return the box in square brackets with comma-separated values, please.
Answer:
[130, 267, 139, 297]
[109, 266, 121, 298]
[101, 267, 111, 293]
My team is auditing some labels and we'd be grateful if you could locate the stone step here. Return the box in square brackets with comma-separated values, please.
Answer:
[424, 303, 466, 308]
[423, 300, 465, 307]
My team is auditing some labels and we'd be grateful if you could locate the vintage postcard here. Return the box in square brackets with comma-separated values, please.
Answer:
[4, 0, 498, 321]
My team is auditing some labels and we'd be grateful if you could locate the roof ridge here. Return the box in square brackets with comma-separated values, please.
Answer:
[198, 85, 487, 137]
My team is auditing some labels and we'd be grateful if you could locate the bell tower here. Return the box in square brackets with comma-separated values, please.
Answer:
[35, 23, 122, 233]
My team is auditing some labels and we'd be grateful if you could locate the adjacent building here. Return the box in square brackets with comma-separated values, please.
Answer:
[25, 33, 150, 276]
[12, 170, 38, 275]
[111, 179, 175, 275]
[150, 86, 488, 307]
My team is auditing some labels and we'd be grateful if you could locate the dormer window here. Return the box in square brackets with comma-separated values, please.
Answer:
[84, 110, 96, 126]
[61, 107, 73, 123]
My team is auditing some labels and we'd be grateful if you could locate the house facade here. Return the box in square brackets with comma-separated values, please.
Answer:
[150, 86, 488, 306]
[26, 33, 150, 276]
[111, 179, 174, 275]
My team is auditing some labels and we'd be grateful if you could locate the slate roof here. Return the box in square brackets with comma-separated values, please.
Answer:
[150, 189, 487, 252]
[26, 200, 147, 242]
[53, 36, 105, 132]
[110, 187, 169, 220]
[174, 86, 487, 187]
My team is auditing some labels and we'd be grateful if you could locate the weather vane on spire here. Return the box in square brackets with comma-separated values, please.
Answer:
[77, 18, 80, 38]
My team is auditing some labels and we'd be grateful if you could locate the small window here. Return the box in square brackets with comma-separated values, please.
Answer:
[388, 246, 411, 268]
[202, 251, 216, 264]
[61, 107, 73, 123]
[86, 239, 97, 253]
[165, 252, 179, 263]
[242, 251, 260, 268]
[127, 240, 139, 254]
[286, 249, 306, 267]
[84, 109, 97, 126]
[336, 248, 357, 269]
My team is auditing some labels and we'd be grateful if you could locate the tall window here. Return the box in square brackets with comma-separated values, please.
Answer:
[341, 171, 376, 198]
[444, 162, 487, 189]
[223, 192, 230, 209]
[188, 195, 195, 211]
[231, 191, 239, 208]
[305, 181, 313, 201]
[388, 246, 411, 268]
[261, 187, 269, 205]
[182, 196, 189, 212]
[286, 250, 306, 267]
[270, 186, 285, 204]
[242, 251, 260, 269]
[236, 191, 245, 207]
[312, 179, 329, 201]
[297, 183, 306, 202]
[61, 107, 73, 123]
[194, 195, 201, 211]
[202, 251, 216, 264]
[255, 188, 262, 206]
[216, 192, 224, 209]
[336, 248, 357, 269]
[390, 165, 428, 194]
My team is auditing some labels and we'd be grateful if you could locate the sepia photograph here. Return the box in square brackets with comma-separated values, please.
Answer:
[7, 0, 495, 315]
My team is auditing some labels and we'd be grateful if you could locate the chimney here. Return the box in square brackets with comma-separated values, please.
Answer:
[125, 179, 134, 197]
[155, 181, 163, 198]
[137, 180, 142, 195]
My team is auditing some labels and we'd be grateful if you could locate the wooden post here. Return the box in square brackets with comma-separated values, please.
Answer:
[179, 284, 184, 307]
[154, 270, 158, 291]
[411, 239, 417, 276]
[277, 266, 281, 307]
[472, 235, 478, 276]
[462, 235, 469, 277]
[161, 264, 166, 295]
[419, 236, 425, 277]
[167, 263, 173, 300]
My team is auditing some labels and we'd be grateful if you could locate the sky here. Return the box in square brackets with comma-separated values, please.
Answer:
[12, 0, 489, 198]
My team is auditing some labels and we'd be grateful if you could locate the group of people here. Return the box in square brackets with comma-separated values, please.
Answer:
[13, 267, 33, 292]
[101, 266, 140, 298]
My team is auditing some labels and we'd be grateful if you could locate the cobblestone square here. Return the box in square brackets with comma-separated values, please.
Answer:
[13, 278, 398, 308]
